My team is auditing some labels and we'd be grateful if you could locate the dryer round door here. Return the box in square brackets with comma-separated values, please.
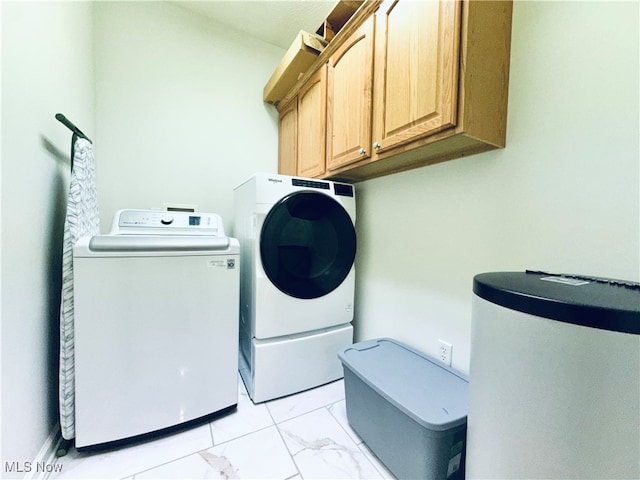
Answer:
[260, 191, 356, 300]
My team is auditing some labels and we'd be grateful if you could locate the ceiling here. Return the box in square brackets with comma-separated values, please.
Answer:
[172, 1, 335, 49]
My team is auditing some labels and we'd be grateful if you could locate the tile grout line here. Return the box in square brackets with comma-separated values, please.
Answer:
[127, 449, 202, 479]
[273, 423, 304, 480]
[124, 419, 219, 479]
[270, 402, 337, 427]
[59, 382, 349, 480]
[264, 380, 346, 425]
[325, 401, 392, 479]
[274, 401, 384, 480]
[354, 442, 390, 480]
[326, 399, 364, 446]
[266, 387, 354, 480]
[266, 399, 304, 480]
[128, 412, 239, 479]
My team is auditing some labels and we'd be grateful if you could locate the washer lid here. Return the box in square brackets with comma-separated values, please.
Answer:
[473, 271, 640, 334]
[88, 235, 230, 252]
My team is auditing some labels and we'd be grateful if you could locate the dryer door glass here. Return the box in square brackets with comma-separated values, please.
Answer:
[260, 191, 356, 299]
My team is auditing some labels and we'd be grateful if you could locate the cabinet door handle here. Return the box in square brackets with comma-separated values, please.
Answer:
[373, 142, 381, 150]
[359, 148, 366, 155]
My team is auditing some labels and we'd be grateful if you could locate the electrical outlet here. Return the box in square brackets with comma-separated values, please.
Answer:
[438, 339, 453, 366]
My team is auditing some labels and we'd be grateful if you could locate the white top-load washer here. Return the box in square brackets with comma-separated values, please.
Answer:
[73, 209, 240, 449]
[234, 173, 356, 402]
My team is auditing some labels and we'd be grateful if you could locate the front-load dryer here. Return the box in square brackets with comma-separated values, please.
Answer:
[234, 173, 356, 402]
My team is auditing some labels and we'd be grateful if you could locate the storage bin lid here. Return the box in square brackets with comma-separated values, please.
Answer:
[339, 338, 468, 431]
[474, 271, 640, 335]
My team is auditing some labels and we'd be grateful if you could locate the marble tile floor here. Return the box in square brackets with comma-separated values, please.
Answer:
[51, 377, 395, 480]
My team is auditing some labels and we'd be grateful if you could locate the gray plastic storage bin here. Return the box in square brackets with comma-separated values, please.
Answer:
[338, 338, 468, 480]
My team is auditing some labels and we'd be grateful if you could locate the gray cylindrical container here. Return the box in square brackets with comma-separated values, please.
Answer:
[339, 338, 468, 480]
[467, 271, 640, 479]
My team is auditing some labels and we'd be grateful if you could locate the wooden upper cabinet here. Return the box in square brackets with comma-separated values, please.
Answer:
[326, 16, 374, 171]
[296, 65, 327, 178]
[278, 98, 297, 176]
[274, 0, 513, 181]
[372, 0, 460, 153]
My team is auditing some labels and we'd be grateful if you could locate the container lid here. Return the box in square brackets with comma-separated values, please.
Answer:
[473, 271, 640, 335]
[338, 338, 468, 431]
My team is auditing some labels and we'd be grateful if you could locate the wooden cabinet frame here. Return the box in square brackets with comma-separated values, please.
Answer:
[326, 16, 374, 171]
[278, 98, 298, 175]
[276, 0, 513, 182]
[372, 0, 460, 152]
[297, 66, 327, 178]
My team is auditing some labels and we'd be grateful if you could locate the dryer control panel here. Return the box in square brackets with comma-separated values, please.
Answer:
[111, 209, 225, 236]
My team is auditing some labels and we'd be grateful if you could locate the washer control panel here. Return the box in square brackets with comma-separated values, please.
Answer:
[111, 209, 225, 236]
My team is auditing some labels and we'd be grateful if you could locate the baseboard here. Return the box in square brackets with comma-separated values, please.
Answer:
[24, 423, 64, 480]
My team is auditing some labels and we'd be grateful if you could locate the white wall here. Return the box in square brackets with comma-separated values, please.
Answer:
[2, 0, 638, 471]
[1, 1, 95, 473]
[353, 0, 639, 374]
[94, 1, 283, 234]
[1, 0, 284, 468]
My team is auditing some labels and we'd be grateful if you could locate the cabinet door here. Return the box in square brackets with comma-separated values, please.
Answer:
[326, 17, 374, 171]
[278, 98, 297, 176]
[297, 66, 327, 178]
[372, 0, 461, 153]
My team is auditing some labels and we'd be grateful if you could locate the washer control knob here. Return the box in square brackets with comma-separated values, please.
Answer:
[160, 214, 174, 225]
